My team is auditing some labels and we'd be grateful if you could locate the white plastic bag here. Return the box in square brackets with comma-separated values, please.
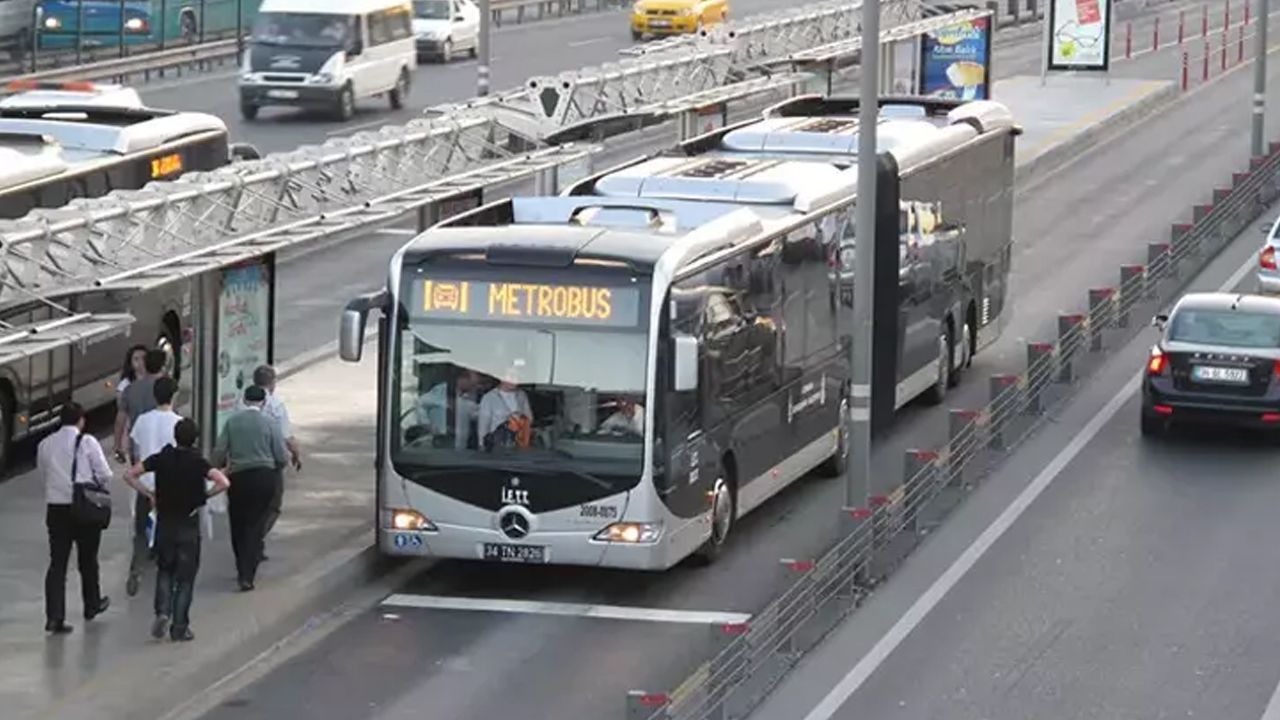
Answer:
[145, 509, 157, 549]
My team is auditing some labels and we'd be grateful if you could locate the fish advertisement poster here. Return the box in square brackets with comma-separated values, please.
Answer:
[1048, 0, 1113, 70]
[216, 257, 274, 434]
[919, 15, 993, 101]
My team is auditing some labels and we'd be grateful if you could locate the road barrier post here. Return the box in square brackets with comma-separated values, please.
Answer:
[1154, 16, 1160, 51]
[902, 449, 936, 533]
[1179, 9, 1185, 44]
[947, 409, 979, 485]
[1149, 241, 1174, 285]
[1182, 51, 1189, 90]
[1239, 24, 1245, 63]
[1222, 27, 1228, 71]
[1204, 39, 1211, 80]
[1088, 288, 1115, 352]
[1025, 342, 1054, 415]
[988, 374, 1019, 451]
[626, 691, 670, 720]
[1057, 313, 1085, 381]
[1226, 0, 1231, 29]
[1203, 4, 1209, 37]
[1126, 22, 1132, 58]
[1118, 264, 1145, 328]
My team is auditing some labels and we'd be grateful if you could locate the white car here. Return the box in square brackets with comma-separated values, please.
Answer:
[1, 81, 143, 109]
[413, 0, 479, 62]
[1258, 216, 1280, 294]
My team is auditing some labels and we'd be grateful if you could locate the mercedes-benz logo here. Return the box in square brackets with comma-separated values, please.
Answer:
[499, 510, 530, 540]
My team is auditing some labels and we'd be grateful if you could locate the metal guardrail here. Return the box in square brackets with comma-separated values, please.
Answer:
[623, 141, 1280, 720]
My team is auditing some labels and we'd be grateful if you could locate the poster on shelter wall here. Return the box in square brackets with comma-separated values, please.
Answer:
[1048, 0, 1112, 70]
[918, 15, 992, 100]
[215, 258, 272, 435]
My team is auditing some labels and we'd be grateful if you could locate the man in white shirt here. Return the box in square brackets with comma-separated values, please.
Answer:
[416, 369, 482, 449]
[598, 397, 645, 436]
[38, 402, 113, 634]
[478, 368, 534, 450]
[130, 377, 184, 500]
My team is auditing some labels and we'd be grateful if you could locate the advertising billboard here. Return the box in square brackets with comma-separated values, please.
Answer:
[918, 14, 993, 101]
[215, 257, 274, 434]
[1048, 0, 1113, 71]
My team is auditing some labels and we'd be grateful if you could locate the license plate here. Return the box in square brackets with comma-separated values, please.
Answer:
[482, 543, 547, 563]
[649, 19, 671, 27]
[266, 89, 299, 99]
[1192, 365, 1249, 384]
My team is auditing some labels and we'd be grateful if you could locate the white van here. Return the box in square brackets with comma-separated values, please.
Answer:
[238, 0, 416, 122]
[412, 0, 479, 63]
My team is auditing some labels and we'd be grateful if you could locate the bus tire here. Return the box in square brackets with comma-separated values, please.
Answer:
[692, 461, 735, 565]
[240, 102, 258, 121]
[816, 397, 849, 477]
[335, 84, 355, 122]
[631, 29, 642, 41]
[0, 384, 14, 474]
[389, 69, 409, 110]
[922, 323, 952, 406]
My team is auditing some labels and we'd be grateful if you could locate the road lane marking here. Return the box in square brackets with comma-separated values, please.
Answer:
[375, 228, 416, 236]
[569, 36, 610, 47]
[381, 593, 751, 625]
[800, 248, 1258, 720]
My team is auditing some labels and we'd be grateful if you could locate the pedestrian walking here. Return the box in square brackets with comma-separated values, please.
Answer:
[124, 418, 229, 642]
[118, 348, 170, 597]
[111, 344, 148, 463]
[213, 385, 288, 591]
[251, 365, 301, 561]
[38, 403, 113, 634]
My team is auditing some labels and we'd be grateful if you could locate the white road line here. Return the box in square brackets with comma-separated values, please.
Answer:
[568, 36, 609, 47]
[381, 593, 751, 625]
[802, 249, 1258, 720]
[375, 228, 416, 236]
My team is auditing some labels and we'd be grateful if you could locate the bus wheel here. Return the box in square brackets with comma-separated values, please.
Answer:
[693, 472, 734, 564]
[949, 317, 970, 387]
[389, 69, 409, 110]
[816, 397, 849, 477]
[923, 326, 951, 405]
[240, 102, 258, 121]
[0, 387, 13, 474]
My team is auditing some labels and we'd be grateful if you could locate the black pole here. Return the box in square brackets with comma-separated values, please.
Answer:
[236, 0, 242, 55]
[29, 4, 40, 72]
[75, 0, 83, 64]
[117, 0, 125, 57]
[159, 0, 166, 49]
[198, 0, 205, 43]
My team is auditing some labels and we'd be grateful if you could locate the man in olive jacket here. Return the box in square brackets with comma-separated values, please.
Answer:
[212, 385, 287, 591]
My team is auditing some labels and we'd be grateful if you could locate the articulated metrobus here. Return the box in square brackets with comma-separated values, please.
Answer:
[338, 95, 1018, 570]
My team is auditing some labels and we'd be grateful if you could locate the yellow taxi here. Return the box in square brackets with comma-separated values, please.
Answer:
[630, 0, 728, 41]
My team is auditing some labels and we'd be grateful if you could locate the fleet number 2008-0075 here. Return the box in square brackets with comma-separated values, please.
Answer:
[580, 504, 618, 519]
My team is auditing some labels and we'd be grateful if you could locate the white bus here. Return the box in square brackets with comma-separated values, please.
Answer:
[338, 96, 1018, 570]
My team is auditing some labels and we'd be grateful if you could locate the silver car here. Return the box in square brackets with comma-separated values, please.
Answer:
[1258, 216, 1280, 293]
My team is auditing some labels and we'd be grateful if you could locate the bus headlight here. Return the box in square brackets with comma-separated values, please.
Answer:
[386, 509, 437, 532]
[43, 16, 61, 29]
[594, 521, 662, 544]
[124, 17, 147, 31]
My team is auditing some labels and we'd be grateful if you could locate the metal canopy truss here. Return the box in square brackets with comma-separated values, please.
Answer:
[784, 8, 993, 66]
[88, 145, 597, 295]
[0, 312, 134, 369]
[618, 0, 920, 58]
[0, 114, 553, 305]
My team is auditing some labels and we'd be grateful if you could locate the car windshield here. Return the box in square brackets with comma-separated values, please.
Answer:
[392, 321, 649, 476]
[1168, 308, 1280, 348]
[251, 12, 353, 48]
[414, 0, 450, 19]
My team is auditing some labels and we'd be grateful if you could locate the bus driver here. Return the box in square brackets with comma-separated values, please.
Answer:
[478, 365, 533, 451]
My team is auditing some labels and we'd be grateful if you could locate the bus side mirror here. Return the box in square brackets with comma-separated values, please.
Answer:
[339, 308, 367, 362]
[1151, 313, 1168, 331]
[673, 335, 699, 392]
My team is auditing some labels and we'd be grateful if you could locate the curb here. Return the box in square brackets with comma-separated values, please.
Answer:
[1015, 80, 1180, 187]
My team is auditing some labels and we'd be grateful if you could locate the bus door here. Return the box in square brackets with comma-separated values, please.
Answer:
[23, 305, 72, 428]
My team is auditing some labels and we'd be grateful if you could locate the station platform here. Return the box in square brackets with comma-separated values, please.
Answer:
[0, 73, 1178, 720]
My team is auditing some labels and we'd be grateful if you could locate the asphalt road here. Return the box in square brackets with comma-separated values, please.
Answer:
[749, 164, 1280, 720]
[178, 9, 1280, 720]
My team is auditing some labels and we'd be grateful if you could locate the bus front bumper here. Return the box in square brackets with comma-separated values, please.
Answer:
[380, 523, 679, 571]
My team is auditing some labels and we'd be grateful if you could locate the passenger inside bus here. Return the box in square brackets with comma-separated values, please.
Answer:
[478, 366, 534, 450]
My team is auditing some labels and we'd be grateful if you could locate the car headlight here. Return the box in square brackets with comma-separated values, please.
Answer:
[43, 16, 61, 29]
[124, 17, 146, 31]
[593, 521, 662, 544]
[633, 3, 644, 12]
[680, 7, 694, 15]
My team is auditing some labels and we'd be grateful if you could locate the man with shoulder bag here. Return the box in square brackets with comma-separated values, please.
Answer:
[38, 403, 114, 635]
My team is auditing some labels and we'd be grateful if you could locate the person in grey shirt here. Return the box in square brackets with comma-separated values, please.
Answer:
[250, 365, 301, 560]
[118, 348, 168, 597]
[212, 385, 287, 591]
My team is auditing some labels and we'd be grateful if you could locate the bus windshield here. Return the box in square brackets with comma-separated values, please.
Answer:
[391, 273, 651, 478]
[251, 13, 353, 48]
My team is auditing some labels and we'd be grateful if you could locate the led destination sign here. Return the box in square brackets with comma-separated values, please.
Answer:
[416, 279, 642, 327]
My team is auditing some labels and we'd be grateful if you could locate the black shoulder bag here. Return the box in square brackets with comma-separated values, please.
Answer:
[70, 433, 113, 530]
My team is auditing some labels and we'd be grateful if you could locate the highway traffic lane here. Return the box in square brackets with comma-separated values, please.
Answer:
[764, 216, 1280, 720]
